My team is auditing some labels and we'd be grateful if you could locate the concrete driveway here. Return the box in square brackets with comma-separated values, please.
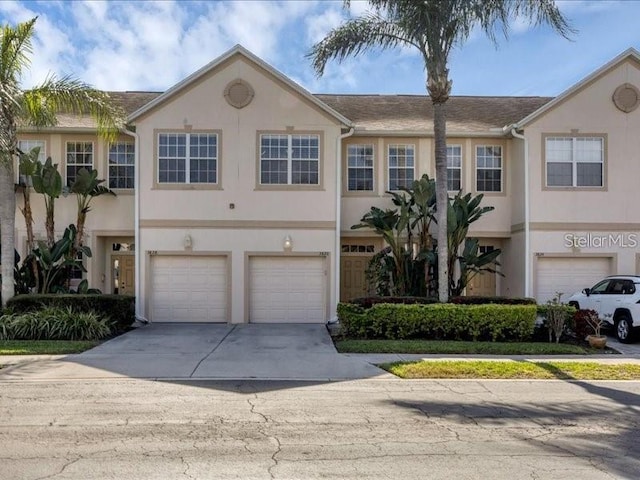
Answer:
[0, 323, 389, 381]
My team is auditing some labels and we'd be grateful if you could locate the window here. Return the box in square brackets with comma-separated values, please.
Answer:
[476, 145, 502, 192]
[158, 133, 217, 184]
[388, 144, 415, 190]
[590, 280, 609, 294]
[18, 139, 46, 162]
[546, 137, 604, 187]
[347, 144, 374, 191]
[260, 134, 319, 185]
[447, 145, 462, 191]
[108, 142, 134, 189]
[17, 140, 46, 185]
[66, 142, 93, 186]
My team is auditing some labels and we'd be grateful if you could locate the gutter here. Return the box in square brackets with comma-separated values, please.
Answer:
[329, 126, 355, 324]
[509, 126, 531, 298]
[122, 126, 149, 324]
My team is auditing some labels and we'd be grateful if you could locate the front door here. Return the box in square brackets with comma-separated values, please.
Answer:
[340, 238, 382, 302]
[112, 255, 135, 295]
[467, 245, 497, 296]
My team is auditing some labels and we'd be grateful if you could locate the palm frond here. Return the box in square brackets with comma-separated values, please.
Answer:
[0, 17, 36, 85]
[21, 74, 125, 141]
[308, 13, 419, 77]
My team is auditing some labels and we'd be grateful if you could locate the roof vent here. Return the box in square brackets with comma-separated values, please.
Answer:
[613, 83, 640, 113]
[224, 79, 254, 109]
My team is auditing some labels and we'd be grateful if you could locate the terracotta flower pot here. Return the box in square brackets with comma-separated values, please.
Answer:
[587, 335, 607, 349]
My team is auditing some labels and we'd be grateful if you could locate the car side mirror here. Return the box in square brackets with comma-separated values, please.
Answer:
[583, 288, 591, 296]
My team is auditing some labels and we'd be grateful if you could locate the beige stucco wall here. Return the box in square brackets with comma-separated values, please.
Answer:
[524, 59, 640, 224]
[134, 54, 342, 322]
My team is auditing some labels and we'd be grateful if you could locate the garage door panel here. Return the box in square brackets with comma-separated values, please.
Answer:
[249, 257, 326, 323]
[151, 256, 227, 322]
[536, 257, 611, 303]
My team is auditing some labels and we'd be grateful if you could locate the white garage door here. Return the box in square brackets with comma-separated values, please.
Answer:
[536, 257, 611, 303]
[151, 256, 227, 322]
[249, 257, 326, 323]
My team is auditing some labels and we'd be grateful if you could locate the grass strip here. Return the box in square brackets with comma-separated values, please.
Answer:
[384, 360, 640, 380]
[0, 340, 99, 355]
[336, 339, 599, 355]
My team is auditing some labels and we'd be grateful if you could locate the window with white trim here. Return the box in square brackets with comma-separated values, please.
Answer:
[545, 136, 604, 187]
[66, 142, 93, 186]
[476, 145, 502, 192]
[157, 133, 217, 184]
[108, 142, 134, 189]
[347, 144, 374, 191]
[388, 144, 415, 190]
[260, 134, 319, 185]
[447, 145, 462, 191]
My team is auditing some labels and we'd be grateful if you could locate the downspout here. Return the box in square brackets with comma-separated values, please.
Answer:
[510, 127, 531, 297]
[329, 126, 354, 323]
[122, 126, 148, 324]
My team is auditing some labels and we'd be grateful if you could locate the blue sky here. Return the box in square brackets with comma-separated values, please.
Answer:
[1, 0, 640, 97]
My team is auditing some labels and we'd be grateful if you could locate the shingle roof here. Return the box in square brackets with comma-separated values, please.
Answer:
[23, 91, 553, 134]
[316, 94, 553, 134]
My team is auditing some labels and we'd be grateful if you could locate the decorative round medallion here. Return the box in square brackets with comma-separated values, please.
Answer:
[224, 79, 254, 109]
[612, 83, 640, 113]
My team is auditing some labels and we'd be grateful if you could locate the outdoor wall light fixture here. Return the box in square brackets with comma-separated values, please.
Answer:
[184, 234, 193, 249]
[283, 235, 293, 251]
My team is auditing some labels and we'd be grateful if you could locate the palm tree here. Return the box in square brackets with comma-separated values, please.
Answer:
[0, 18, 124, 307]
[309, 0, 572, 302]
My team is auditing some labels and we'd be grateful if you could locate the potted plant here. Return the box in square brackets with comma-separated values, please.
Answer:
[584, 310, 607, 349]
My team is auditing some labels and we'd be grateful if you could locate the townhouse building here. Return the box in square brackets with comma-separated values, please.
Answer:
[12, 46, 640, 323]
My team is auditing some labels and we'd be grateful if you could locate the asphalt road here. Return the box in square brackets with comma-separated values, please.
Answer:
[2, 378, 639, 480]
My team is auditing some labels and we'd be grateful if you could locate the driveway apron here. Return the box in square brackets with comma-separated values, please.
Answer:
[0, 323, 389, 381]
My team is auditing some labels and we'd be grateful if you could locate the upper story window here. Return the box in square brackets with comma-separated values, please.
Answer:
[388, 144, 415, 190]
[158, 133, 217, 184]
[347, 144, 374, 191]
[108, 142, 135, 189]
[447, 145, 462, 191]
[18, 139, 46, 162]
[476, 145, 502, 192]
[260, 133, 319, 185]
[66, 141, 93, 186]
[545, 136, 604, 187]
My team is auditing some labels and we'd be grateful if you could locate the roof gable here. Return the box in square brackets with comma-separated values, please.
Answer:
[515, 48, 640, 128]
[128, 45, 352, 126]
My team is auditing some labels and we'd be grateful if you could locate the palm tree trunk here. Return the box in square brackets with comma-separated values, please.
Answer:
[433, 101, 449, 303]
[45, 197, 55, 247]
[0, 160, 16, 307]
[20, 187, 34, 251]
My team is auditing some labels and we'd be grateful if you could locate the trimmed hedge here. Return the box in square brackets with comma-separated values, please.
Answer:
[337, 302, 537, 341]
[450, 296, 537, 305]
[6, 294, 135, 333]
[349, 296, 438, 309]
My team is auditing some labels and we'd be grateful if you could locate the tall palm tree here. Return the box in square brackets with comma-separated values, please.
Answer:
[309, 0, 572, 302]
[0, 18, 124, 307]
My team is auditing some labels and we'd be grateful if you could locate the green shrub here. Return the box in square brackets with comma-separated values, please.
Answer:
[337, 302, 537, 341]
[450, 296, 537, 305]
[6, 294, 134, 333]
[0, 306, 111, 341]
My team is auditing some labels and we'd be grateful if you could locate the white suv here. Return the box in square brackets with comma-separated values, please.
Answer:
[567, 275, 640, 343]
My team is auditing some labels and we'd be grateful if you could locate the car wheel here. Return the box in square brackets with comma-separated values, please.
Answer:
[616, 315, 634, 344]
[568, 301, 580, 310]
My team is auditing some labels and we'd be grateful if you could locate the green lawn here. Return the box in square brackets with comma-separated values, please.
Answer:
[0, 340, 99, 355]
[336, 339, 604, 355]
[384, 360, 640, 380]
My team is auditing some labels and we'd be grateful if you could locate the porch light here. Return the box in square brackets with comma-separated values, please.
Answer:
[283, 235, 293, 251]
